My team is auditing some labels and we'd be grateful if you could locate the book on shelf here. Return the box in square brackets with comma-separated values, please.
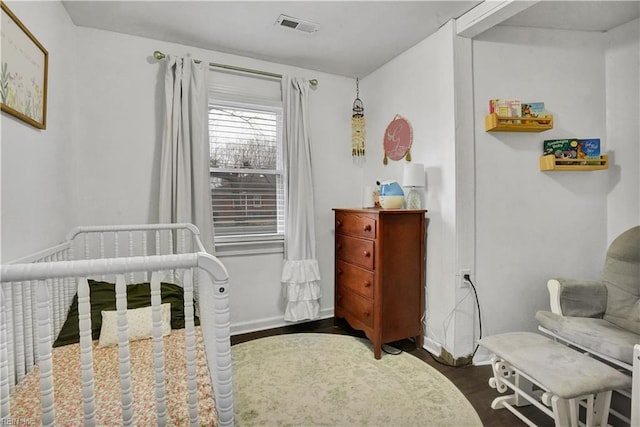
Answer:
[489, 99, 521, 123]
[577, 138, 601, 164]
[522, 102, 545, 117]
[543, 139, 578, 159]
[543, 138, 602, 164]
[576, 138, 601, 158]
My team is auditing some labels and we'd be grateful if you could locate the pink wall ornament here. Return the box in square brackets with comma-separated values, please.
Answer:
[383, 114, 412, 164]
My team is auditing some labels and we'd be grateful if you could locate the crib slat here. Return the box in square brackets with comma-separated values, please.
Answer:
[3, 283, 16, 392]
[151, 272, 168, 424]
[115, 275, 135, 426]
[83, 234, 90, 260]
[77, 278, 97, 425]
[99, 233, 105, 259]
[180, 229, 186, 255]
[142, 232, 149, 282]
[32, 281, 40, 366]
[127, 231, 135, 282]
[24, 281, 34, 370]
[36, 280, 55, 426]
[183, 269, 199, 425]
[0, 289, 10, 418]
[53, 277, 60, 334]
[47, 280, 54, 355]
[114, 234, 120, 280]
[14, 283, 25, 383]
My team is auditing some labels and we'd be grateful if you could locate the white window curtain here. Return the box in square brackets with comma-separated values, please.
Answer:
[158, 56, 215, 253]
[280, 76, 321, 322]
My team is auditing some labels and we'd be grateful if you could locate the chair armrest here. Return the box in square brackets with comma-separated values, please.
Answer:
[547, 278, 607, 317]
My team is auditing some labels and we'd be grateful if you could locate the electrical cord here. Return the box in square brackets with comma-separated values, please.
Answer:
[464, 274, 482, 359]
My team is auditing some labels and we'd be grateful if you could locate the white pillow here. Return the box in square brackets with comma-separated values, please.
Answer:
[98, 303, 172, 348]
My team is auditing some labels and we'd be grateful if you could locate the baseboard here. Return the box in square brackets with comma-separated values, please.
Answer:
[472, 355, 493, 366]
[230, 308, 334, 336]
[422, 336, 442, 357]
[422, 336, 492, 366]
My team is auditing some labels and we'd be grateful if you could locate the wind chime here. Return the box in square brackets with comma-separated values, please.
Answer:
[351, 77, 365, 162]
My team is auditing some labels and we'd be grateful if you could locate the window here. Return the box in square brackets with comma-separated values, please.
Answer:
[208, 102, 285, 249]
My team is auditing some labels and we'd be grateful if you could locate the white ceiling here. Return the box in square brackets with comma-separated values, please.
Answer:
[62, 1, 640, 78]
[500, 1, 640, 32]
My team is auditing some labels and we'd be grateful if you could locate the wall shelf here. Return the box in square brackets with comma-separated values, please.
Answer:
[485, 113, 553, 132]
[539, 154, 609, 171]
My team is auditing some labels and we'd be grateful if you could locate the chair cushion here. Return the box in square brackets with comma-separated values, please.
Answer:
[479, 332, 631, 399]
[536, 310, 640, 365]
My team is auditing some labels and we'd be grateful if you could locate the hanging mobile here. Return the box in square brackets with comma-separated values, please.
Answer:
[352, 77, 365, 163]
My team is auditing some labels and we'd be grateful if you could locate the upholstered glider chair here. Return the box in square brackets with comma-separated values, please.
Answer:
[536, 225, 639, 368]
[536, 225, 639, 424]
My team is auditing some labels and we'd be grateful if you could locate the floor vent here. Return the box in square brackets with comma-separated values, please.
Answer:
[276, 14, 319, 34]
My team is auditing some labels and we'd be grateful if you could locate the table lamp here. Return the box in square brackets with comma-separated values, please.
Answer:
[402, 162, 424, 209]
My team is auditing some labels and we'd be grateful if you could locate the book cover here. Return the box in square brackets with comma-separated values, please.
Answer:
[489, 99, 500, 114]
[543, 139, 579, 159]
[522, 102, 545, 117]
[495, 100, 509, 117]
[507, 100, 521, 116]
[576, 138, 601, 159]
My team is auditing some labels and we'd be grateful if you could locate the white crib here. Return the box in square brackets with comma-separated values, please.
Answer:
[0, 223, 233, 426]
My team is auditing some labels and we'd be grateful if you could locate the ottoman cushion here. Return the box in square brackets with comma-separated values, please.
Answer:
[479, 332, 631, 399]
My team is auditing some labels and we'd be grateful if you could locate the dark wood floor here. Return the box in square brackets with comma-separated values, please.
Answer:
[231, 318, 556, 427]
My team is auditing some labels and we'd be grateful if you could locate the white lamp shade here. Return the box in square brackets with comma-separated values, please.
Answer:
[403, 163, 424, 188]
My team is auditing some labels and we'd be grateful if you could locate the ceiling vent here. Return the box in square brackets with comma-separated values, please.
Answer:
[276, 14, 319, 34]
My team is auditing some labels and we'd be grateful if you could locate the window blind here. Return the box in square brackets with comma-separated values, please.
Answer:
[209, 104, 285, 239]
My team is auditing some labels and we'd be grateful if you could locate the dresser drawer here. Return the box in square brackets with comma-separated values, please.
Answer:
[336, 260, 374, 299]
[335, 212, 376, 239]
[336, 235, 374, 270]
[336, 289, 374, 328]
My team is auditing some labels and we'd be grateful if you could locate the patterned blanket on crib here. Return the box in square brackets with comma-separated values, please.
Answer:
[9, 327, 217, 426]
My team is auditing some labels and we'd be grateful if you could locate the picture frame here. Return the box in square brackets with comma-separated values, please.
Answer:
[1, 1, 48, 129]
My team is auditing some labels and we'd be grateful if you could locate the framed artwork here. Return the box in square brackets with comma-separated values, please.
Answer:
[383, 114, 412, 164]
[1, 1, 48, 129]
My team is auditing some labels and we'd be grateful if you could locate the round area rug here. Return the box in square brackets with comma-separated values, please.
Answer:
[232, 333, 482, 426]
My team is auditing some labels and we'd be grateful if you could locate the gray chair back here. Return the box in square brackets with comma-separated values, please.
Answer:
[602, 226, 640, 334]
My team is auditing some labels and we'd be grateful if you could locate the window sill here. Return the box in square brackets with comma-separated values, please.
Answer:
[214, 237, 284, 257]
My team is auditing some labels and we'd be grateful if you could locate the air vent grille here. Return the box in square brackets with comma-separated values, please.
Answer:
[276, 14, 319, 34]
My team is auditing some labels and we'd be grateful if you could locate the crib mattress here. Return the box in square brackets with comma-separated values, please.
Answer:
[9, 326, 216, 426]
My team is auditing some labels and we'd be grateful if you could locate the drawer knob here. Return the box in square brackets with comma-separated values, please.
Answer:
[363, 311, 370, 317]
[337, 243, 342, 250]
[336, 220, 343, 228]
[364, 281, 371, 288]
[337, 269, 343, 275]
[363, 224, 372, 232]
[363, 250, 371, 257]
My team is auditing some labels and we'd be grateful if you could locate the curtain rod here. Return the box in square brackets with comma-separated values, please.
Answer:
[153, 50, 318, 87]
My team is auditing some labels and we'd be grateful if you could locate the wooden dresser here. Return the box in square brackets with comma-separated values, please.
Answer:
[333, 208, 426, 359]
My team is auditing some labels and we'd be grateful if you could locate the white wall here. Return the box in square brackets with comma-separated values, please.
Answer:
[3, 2, 637, 349]
[1, 1, 77, 262]
[70, 26, 357, 333]
[361, 22, 477, 357]
[605, 18, 640, 241]
[472, 24, 636, 351]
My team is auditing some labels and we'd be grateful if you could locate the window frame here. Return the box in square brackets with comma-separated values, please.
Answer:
[208, 99, 286, 256]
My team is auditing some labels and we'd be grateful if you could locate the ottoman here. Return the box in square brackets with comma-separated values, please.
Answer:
[479, 332, 631, 426]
